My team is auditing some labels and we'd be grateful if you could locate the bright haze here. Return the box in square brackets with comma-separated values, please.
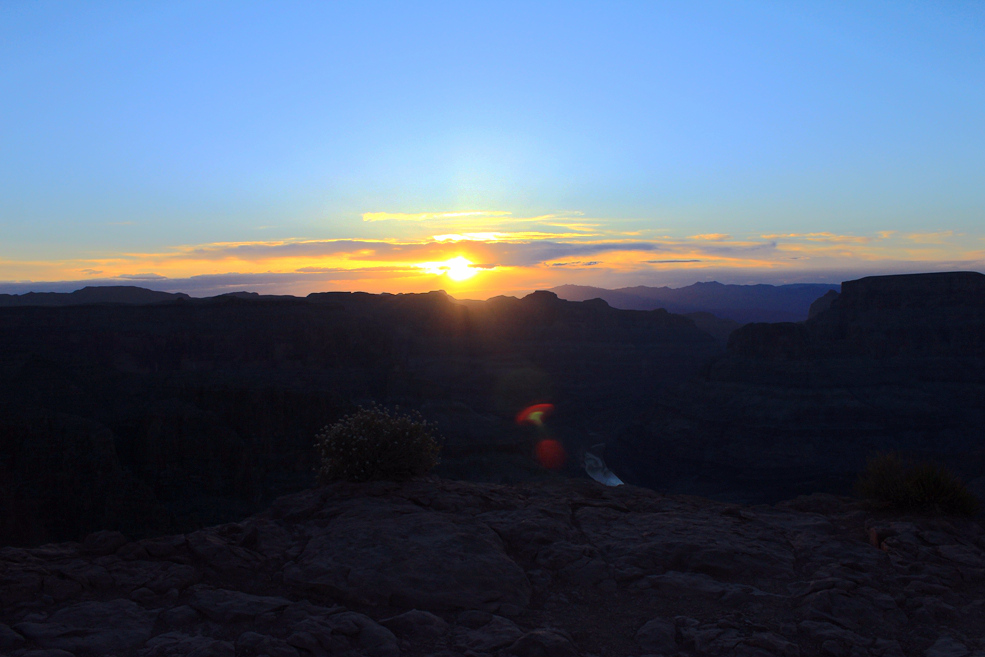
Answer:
[2, 2, 983, 298]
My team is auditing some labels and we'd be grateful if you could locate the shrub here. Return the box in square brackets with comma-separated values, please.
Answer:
[314, 405, 441, 483]
[856, 451, 980, 516]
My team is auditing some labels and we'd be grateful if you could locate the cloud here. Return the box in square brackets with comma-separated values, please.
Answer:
[360, 210, 596, 241]
[904, 230, 956, 244]
[117, 273, 167, 280]
[550, 261, 600, 267]
[294, 265, 413, 274]
[433, 233, 504, 242]
[3, 212, 984, 299]
[760, 232, 872, 244]
[435, 230, 604, 243]
[646, 259, 703, 264]
[702, 241, 778, 255]
[179, 239, 412, 260]
[3, 254, 983, 299]
[476, 240, 666, 268]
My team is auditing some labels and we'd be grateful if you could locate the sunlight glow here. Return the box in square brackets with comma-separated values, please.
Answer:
[417, 256, 478, 281]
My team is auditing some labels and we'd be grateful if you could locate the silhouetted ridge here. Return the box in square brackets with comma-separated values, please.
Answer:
[0, 288, 719, 546]
[0, 285, 190, 306]
[551, 281, 840, 324]
[807, 289, 839, 319]
[607, 272, 985, 504]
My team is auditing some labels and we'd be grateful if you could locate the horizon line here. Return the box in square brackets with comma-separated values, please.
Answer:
[5, 268, 984, 300]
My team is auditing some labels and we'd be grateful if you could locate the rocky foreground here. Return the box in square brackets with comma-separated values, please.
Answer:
[2, 478, 984, 657]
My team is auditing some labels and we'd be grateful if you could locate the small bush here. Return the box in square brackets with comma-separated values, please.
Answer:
[315, 405, 441, 483]
[856, 452, 980, 516]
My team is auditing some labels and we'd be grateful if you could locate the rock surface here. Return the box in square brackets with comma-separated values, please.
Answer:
[2, 477, 984, 657]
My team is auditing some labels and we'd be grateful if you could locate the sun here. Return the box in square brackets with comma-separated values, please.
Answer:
[445, 256, 477, 281]
[418, 256, 478, 281]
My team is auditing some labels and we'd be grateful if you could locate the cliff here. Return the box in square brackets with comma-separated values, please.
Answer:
[0, 290, 720, 546]
[607, 272, 985, 503]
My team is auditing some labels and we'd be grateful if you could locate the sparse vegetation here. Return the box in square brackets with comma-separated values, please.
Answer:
[856, 451, 980, 516]
[315, 405, 441, 483]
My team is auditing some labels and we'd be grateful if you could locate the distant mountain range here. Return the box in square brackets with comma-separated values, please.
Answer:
[607, 271, 985, 503]
[550, 282, 841, 324]
[0, 283, 841, 330]
[0, 286, 192, 306]
[0, 283, 840, 326]
[0, 282, 839, 344]
[0, 286, 308, 308]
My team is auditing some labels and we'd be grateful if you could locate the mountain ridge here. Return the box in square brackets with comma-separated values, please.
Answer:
[551, 281, 841, 323]
[0, 281, 839, 323]
[607, 271, 985, 503]
[0, 288, 720, 547]
[0, 285, 192, 307]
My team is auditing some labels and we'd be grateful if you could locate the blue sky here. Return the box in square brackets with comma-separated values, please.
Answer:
[1, 1, 983, 297]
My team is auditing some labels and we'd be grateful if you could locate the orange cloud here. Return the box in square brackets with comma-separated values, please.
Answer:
[2, 217, 983, 299]
[904, 231, 956, 244]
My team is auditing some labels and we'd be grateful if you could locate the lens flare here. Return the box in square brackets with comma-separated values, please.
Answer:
[535, 439, 566, 470]
[515, 403, 554, 426]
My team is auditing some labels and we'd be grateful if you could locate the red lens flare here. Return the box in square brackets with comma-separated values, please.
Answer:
[535, 439, 566, 470]
[515, 403, 554, 427]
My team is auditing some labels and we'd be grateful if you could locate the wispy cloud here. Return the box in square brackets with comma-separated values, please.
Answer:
[2, 213, 982, 298]
[433, 233, 505, 242]
[904, 230, 955, 244]
[646, 259, 703, 264]
[432, 230, 599, 242]
[550, 261, 600, 267]
[117, 273, 168, 280]
[761, 232, 872, 244]
[360, 211, 597, 241]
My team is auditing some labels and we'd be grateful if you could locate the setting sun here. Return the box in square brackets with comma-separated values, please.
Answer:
[418, 256, 478, 282]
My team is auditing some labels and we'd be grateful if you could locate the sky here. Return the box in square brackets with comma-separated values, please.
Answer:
[1, 1, 984, 298]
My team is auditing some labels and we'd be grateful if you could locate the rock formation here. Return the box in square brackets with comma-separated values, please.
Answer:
[0, 285, 192, 307]
[1, 477, 983, 657]
[0, 290, 720, 546]
[551, 282, 841, 324]
[608, 272, 985, 503]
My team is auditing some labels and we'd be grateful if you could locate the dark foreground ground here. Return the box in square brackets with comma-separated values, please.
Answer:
[2, 477, 983, 657]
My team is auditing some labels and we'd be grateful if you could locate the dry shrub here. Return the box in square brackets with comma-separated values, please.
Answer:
[315, 405, 441, 483]
[856, 452, 980, 516]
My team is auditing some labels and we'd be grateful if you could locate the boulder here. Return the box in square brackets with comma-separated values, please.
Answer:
[284, 499, 530, 611]
[188, 588, 292, 623]
[14, 599, 156, 653]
